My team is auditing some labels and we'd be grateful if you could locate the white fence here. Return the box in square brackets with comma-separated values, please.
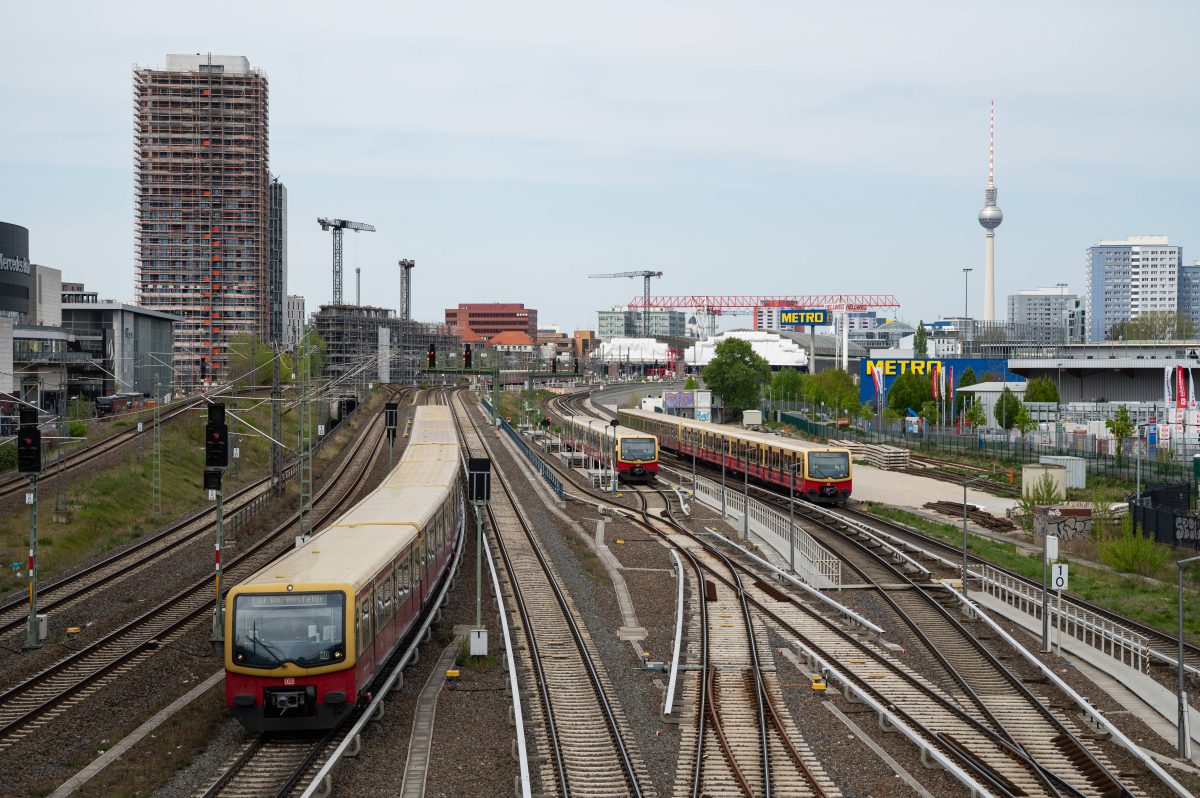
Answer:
[691, 474, 841, 588]
[980, 564, 1150, 671]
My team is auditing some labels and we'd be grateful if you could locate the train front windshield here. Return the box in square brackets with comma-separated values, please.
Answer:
[620, 437, 656, 461]
[808, 451, 850, 480]
[232, 592, 346, 669]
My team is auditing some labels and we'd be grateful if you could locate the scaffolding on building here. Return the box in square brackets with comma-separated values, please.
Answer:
[313, 304, 459, 387]
[133, 57, 273, 389]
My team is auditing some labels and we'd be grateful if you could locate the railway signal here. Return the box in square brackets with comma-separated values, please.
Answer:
[18, 408, 44, 649]
[463, 344, 472, 369]
[203, 402, 228, 654]
[427, 344, 436, 369]
[468, 457, 491, 657]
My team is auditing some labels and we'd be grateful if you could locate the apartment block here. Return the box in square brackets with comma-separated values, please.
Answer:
[134, 54, 276, 384]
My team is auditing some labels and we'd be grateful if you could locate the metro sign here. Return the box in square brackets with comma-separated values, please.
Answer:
[778, 309, 830, 327]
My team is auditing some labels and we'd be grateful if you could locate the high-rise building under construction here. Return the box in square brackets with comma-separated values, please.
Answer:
[134, 54, 282, 386]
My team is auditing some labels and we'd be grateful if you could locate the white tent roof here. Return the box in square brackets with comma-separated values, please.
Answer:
[595, 337, 672, 363]
[683, 330, 809, 368]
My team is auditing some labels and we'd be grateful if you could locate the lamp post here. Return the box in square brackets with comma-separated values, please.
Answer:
[743, 442, 750, 540]
[721, 438, 727, 517]
[962, 268, 973, 320]
[1178, 555, 1200, 758]
[962, 476, 985, 601]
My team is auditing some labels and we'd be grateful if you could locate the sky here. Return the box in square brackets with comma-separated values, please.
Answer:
[3, 1, 1199, 333]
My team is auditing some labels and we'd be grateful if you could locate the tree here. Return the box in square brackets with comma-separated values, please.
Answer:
[1014, 403, 1038, 439]
[994, 387, 1022, 430]
[811, 369, 859, 416]
[684, 376, 698, 390]
[954, 366, 977, 414]
[887, 372, 933, 415]
[964, 400, 987, 428]
[913, 321, 928, 357]
[919, 400, 940, 423]
[771, 368, 804, 404]
[1017, 472, 1064, 534]
[1105, 404, 1136, 464]
[1023, 376, 1059, 404]
[1107, 311, 1196, 342]
[701, 337, 772, 416]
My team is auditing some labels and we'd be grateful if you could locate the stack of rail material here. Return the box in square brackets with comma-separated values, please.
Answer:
[923, 500, 1016, 531]
[829, 439, 909, 469]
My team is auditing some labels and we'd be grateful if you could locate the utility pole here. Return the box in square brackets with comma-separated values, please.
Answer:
[298, 335, 314, 543]
[153, 380, 162, 517]
[468, 458, 491, 657]
[18, 408, 42, 649]
[270, 346, 283, 494]
[204, 403, 229, 653]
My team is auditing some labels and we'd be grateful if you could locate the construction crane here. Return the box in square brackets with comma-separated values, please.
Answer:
[317, 218, 376, 305]
[588, 270, 664, 338]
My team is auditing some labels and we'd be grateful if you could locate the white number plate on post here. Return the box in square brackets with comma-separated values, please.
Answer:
[208, 489, 217, 501]
[137, 422, 144, 433]
[233, 447, 240, 459]
[25, 493, 33, 505]
[1052, 563, 1068, 591]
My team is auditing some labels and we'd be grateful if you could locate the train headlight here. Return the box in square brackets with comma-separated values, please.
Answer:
[334, 648, 343, 659]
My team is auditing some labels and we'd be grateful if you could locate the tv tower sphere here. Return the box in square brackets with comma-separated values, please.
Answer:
[978, 194, 1003, 229]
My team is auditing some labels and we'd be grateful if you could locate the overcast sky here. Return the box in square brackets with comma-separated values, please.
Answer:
[3, 1, 1198, 332]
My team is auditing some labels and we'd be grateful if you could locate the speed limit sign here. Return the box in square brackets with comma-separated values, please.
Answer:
[1052, 563, 1069, 591]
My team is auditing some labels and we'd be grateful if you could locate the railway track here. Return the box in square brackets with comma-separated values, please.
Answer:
[634, 489, 836, 798]
[833, 503, 1200, 680]
[544, 390, 1153, 795]
[451, 391, 652, 798]
[0, 391, 408, 642]
[794, 508, 1136, 797]
[0, 395, 395, 752]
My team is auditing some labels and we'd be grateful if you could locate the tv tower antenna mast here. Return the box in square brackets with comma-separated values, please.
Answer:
[977, 100, 1003, 322]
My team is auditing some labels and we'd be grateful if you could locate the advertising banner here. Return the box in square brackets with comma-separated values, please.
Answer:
[858, 357, 1018, 403]
[778, 309, 830, 328]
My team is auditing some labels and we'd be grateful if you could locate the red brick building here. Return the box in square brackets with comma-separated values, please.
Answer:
[445, 302, 537, 340]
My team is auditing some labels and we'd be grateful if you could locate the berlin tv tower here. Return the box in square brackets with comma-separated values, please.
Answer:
[977, 100, 1003, 322]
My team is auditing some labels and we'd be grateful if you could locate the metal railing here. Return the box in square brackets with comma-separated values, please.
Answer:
[482, 399, 565, 501]
[691, 473, 841, 587]
[979, 564, 1150, 672]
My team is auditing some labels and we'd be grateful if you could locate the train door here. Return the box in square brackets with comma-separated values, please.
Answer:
[395, 545, 414, 632]
[375, 570, 396, 657]
[355, 588, 374, 682]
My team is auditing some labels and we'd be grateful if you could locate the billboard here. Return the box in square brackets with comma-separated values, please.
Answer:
[779, 309, 830, 328]
[858, 357, 1019, 403]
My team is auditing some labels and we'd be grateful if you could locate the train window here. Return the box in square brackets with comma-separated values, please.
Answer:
[396, 554, 410, 600]
[358, 597, 372, 654]
[382, 576, 394, 620]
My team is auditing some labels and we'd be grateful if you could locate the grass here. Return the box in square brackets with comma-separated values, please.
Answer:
[73, 683, 229, 798]
[860, 503, 1200, 642]
[0, 388, 377, 595]
[494, 389, 555, 428]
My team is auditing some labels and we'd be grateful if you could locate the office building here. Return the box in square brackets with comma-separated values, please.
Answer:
[1085, 235, 1182, 342]
[285, 294, 305, 348]
[134, 54, 277, 385]
[597, 308, 686, 339]
[1008, 287, 1077, 328]
[446, 302, 537, 340]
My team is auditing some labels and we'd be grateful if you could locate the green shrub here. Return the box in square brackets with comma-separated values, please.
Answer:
[67, 420, 88, 438]
[0, 446, 15, 472]
[1099, 516, 1170, 576]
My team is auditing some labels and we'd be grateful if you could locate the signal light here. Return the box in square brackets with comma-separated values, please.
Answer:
[551, 358, 558, 374]
[17, 426, 41, 475]
[427, 344, 436, 369]
[205, 422, 229, 469]
[463, 344, 472, 369]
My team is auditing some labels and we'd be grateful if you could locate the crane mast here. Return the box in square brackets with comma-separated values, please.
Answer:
[587, 270, 664, 338]
[317, 217, 376, 305]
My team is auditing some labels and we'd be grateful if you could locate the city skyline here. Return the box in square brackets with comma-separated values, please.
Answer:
[3, 2, 1199, 334]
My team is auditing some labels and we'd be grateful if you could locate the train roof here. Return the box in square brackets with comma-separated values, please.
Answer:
[618, 406, 848, 453]
[561, 414, 654, 440]
[235, 407, 460, 594]
[409, 405, 457, 445]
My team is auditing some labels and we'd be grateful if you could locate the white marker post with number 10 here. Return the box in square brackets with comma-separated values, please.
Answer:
[1052, 563, 1068, 653]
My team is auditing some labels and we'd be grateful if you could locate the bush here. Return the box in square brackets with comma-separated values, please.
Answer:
[67, 420, 88, 438]
[1099, 516, 1170, 576]
[0, 446, 14, 472]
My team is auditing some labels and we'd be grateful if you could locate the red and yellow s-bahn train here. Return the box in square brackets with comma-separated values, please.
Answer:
[618, 407, 853, 504]
[559, 414, 659, 483]
[223, 405, 463, 731]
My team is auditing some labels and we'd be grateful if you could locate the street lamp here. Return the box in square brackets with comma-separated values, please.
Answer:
[962, 268, 973, 320]
[610, 418, 620, 493]
[962, 476, 985, 601]
[1179, 555, 1200, 758]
